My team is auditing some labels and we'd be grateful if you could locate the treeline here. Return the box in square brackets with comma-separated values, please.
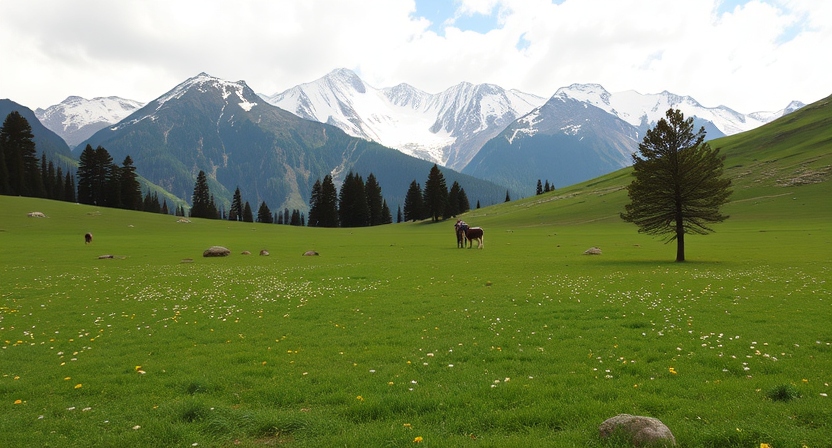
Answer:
[0, 111, 75, 201]
[536, 179, 556, 195]
[0, 111, 177, 215]
[190, 170, 305, 225]
[402, 164, 471, 222]
[308, 172, 392, 227]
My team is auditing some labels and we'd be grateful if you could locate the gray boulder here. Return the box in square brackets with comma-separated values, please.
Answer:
[303, 250, 319, 256]
[203, 246, 231, 257]
[599, 414, 676, 447]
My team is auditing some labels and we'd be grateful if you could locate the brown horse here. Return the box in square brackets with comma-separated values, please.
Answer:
[455, 221, 483, 249]
[463, 227, 484, 249]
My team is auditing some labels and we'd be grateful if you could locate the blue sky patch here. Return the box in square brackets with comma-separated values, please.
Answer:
[414, 0, 500, 35]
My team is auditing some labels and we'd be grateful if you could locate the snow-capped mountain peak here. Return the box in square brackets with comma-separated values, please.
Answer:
[262, 68, 546, 170]
[35, 95, 144, 149]
[155, 72, 258, 112]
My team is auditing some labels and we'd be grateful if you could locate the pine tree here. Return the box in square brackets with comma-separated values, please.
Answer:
[381, 199, 393, 224]
[161, 200, 169, 215]
[242, 201, 254, 223]
[93, 146, 116, 207]
[190, 170, 213, 218]
[54, 166, 65, 201]
[458, 188, 470, 213]
[621, 108, 733, 262]
[290, 209, 301, 226]
[257, 201, 272, 223]
[396, 205, 402, 223]
[505, 190, 511, 202]
[119, 156, 142, 210]
[339, 171, 369, 227]
[446, 181, 462, 218]
[423, 164, 448, 221]
[0, 112, 41, 196]
[317, 175, 339, 227]
[536, 179, 543, 195]
[76, 145, 96, 204]
[403, 180, 424, 222]
[365, 173, 384, 226]
[64, 171, 75, 203]
[229, 187, 243, 221]
[307, 179, 322, 226]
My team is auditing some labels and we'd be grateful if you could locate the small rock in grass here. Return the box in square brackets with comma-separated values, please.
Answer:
[259, 249, 269, 256]
[584, 247, 602, 255]
[203, 246, 231, 257]
[599, 414, 676, 447]
[303, 250, 319, 256]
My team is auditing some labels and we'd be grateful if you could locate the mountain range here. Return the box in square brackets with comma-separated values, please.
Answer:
[74, 73, 507, 213]
[4, 69, 806, 209]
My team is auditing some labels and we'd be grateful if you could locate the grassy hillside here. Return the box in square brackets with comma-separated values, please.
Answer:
[1, 94, 830, 447]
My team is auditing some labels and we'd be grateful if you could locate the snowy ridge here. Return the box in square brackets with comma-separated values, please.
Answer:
[553, 83, 800, 136]
[35, 96, 143, 148]
[263, 69, 546, 169]
[112, 73, 258, 132]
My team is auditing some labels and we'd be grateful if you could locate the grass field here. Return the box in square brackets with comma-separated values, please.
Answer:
[2, 99, 831, 447]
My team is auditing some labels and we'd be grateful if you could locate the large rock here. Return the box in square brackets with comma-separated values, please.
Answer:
[203, 246, 231, 257]
[599, 414, 676, 447]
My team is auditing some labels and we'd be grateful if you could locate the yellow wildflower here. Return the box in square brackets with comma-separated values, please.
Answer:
[413, 436, 423, 443]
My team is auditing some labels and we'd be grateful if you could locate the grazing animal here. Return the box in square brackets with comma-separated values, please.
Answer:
[84, 233, 93, 244]
[455, 221, 483, 249]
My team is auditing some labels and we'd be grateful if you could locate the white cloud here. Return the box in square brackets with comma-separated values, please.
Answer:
[0, 0, 828, 113]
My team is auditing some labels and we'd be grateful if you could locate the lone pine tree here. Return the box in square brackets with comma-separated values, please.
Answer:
[621, 109, 732, 262]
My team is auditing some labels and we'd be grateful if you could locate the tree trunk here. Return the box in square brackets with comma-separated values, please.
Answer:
[675, 225, 685, 262]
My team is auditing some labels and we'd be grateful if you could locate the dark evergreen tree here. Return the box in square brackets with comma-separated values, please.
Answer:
[45, 159, 56, 199]
[276, 212, 283, 224]
[0, 112, 41, 196]
[161, 200, 169, 215]
[505, 190, 511, 202]
[190, 170, 214, 218]
[318, 175, 339, 227]
[544, 180, 551, 192]
[94, 146, 117, 207]
[621, 108, 733, 262]
[290, 209, 301, 226]
[40, 154, 50, 198]
[119, 156, 142, 210]
[476, 200, 481, 209]
[403, 180, 424, 222]
[396, 205, 403, 223]
[423, 164, 448, 222]
[54, 166, 65, 201]
[365, 173, 384, 226]
[381, 199, 393, 224]
[242, 201, 254, 223]
[536, 179, 543, 195]
[458, 188, 470, 213]
[307, 179, 322, 226]
[257, 201, 272, 223]
[446, 181, 462, 218]
[64, 171, 75, 203]
[300, 212, 305, 227]
[76, 145, 96, 204]
[339, 171, 369, 227]
[229, 187, 243, 221]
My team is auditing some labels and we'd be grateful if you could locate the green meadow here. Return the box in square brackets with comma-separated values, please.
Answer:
[2, 100, 831, 447]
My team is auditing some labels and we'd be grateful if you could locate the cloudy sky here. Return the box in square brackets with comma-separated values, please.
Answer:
[1, 0, 829, 113]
